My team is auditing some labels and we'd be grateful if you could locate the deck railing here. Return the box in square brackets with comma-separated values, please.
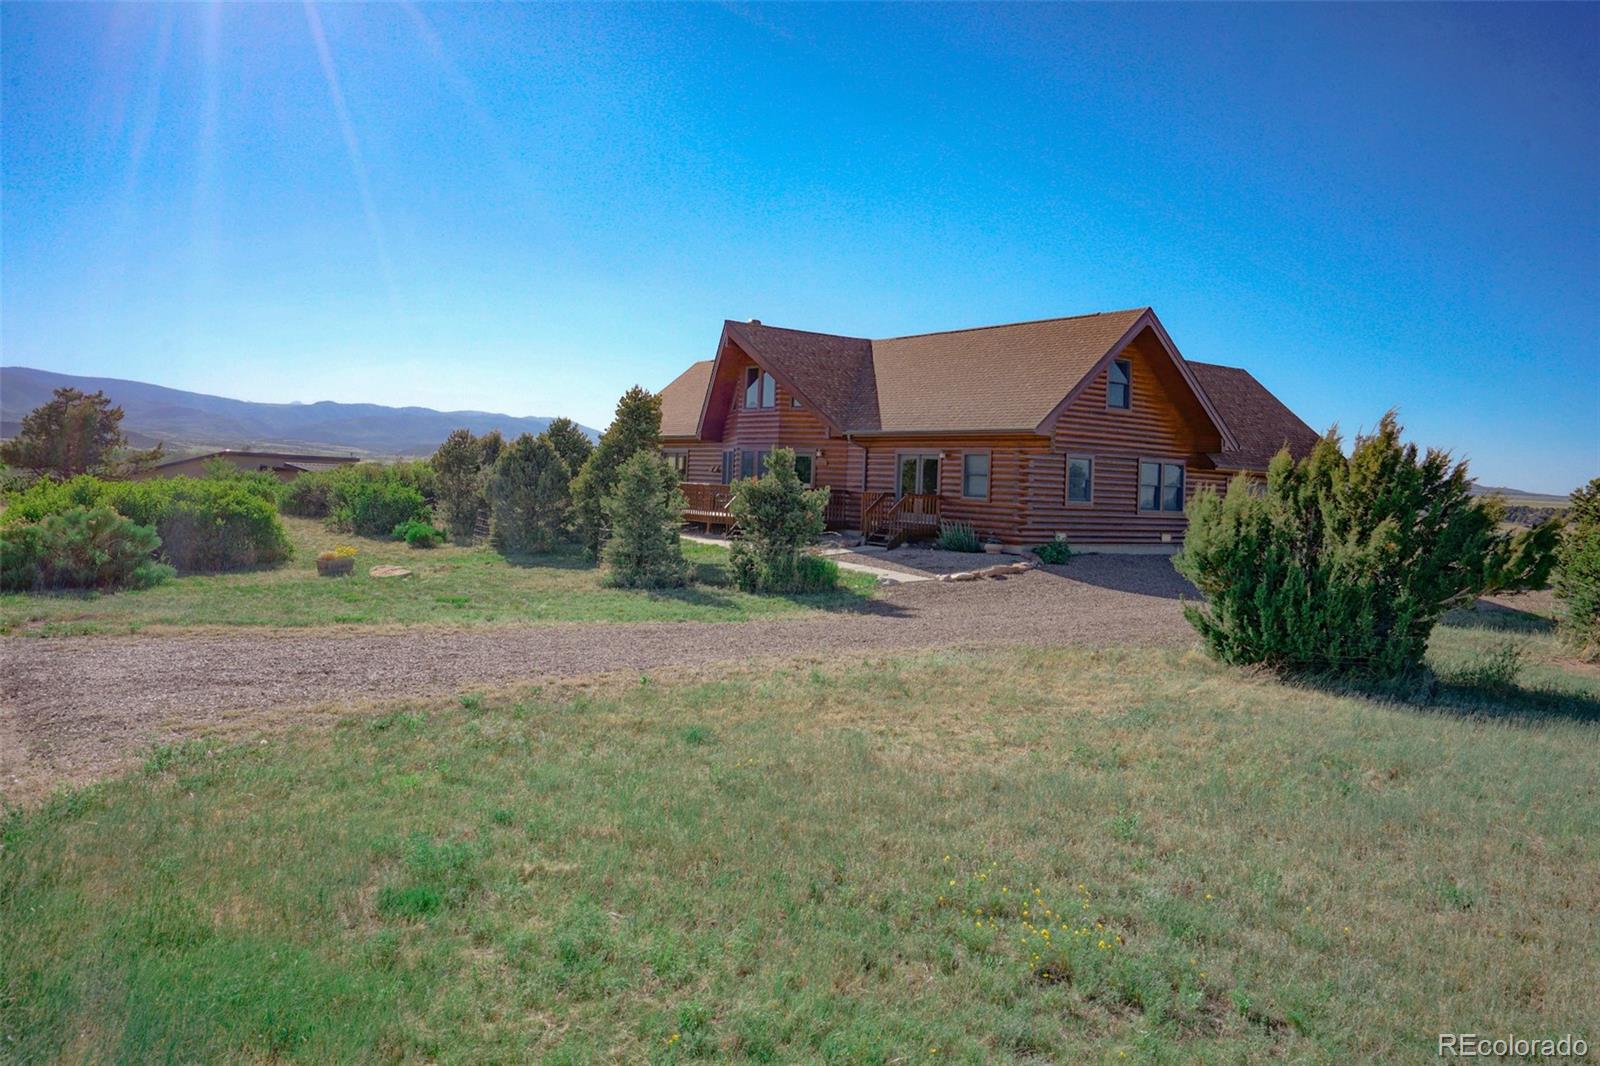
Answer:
[823, 488, 871, 530]
[681, 483, 940, 543]
[680, 482, 735, 527]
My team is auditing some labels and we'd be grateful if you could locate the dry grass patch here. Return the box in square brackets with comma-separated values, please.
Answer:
[4, 639, 1597, 1063]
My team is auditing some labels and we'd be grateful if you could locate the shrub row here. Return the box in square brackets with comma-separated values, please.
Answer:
[278, 462, 436, 538]
[1, 474, 291, 573]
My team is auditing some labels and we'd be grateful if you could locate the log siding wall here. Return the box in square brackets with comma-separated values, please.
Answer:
[1023, 340, 1221, 544]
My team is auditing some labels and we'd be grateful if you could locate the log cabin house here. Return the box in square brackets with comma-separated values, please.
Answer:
[658, 307, 1319, 549]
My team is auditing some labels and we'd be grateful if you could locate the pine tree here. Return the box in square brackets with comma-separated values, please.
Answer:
[431, 429, 487, 543]
[571, 386, 662, 555]
[487, 433, 570, 555]
[1, 388, 163, 478]
[543, 417, 595, 480]
[1174, 412, 1558, 680]
[1554, 478, 1600, 660]
[602, 451, 689, 588]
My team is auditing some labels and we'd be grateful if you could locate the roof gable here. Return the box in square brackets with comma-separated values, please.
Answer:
[869, 309, 1148, 434]
[1186, 362, 1322, 470]
[721, 321, 875, 432]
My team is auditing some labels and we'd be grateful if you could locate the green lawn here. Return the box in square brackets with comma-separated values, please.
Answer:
[0, 517, 877, 635]
[4, 625, 1595, 1063]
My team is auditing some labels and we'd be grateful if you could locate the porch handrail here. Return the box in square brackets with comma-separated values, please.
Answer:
[862, 492, 939, 546]
[680, 481, 735, 523]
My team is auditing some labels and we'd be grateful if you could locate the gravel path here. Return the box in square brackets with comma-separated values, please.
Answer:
[1, 556, 1199, 802]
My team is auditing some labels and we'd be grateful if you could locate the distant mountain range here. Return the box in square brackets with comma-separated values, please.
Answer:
[1467, 483, 1571, 506]
[0, 366, 598, 459]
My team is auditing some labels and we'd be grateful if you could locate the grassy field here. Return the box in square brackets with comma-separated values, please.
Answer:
[3, 616, 1596, 1063]
[0, 517, 877, 636]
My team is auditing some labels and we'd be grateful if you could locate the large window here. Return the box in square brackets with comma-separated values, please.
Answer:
[664, 451, 687, 479]
[1138, 460, 1185, 512]
[744, 367, 775, 408]
[740, 449, 770, 479]
[1107, 358, 1131, 409]
[897, 453, 940, 496]
[961, 452, 990, 499]
[1067, 456, 1093, 503]
[794, 453, 814, 486]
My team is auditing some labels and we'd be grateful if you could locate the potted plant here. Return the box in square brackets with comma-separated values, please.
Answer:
[316, 545, 358, 577]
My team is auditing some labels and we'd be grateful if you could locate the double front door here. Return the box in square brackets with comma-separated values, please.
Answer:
[897, 453, 940, 497]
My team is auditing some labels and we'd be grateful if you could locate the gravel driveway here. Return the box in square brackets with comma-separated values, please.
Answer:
[1, 556, 1198, 802]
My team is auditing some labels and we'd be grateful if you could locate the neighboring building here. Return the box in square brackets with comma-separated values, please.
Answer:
[658, 307, 1320, 547]
[133, 449, 359, 482]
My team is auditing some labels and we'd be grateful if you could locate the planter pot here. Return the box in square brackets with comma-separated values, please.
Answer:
[317, 556, 355, 577]
[983, 542, 1004, 554]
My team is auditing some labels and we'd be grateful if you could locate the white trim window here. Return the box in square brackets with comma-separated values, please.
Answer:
[961, 452, 990, 499]
[1138, 460, 1184, 512]
[1066, 456, 1093, 503]
[1107, 358, 1131, 410]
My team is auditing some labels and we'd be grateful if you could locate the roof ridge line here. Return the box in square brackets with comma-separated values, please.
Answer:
[725, 320, 867, 342]
[874, 306, 1149, 342]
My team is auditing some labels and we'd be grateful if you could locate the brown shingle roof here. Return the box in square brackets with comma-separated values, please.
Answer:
[725, 309, 1148, 434]
[867, 309, 1147, 433]
[658, 359, 712, 439]
[1186, 362, 1321, 470]
[664, 310, 1310, 461]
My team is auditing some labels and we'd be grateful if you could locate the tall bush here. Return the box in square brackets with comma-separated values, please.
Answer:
[727, 448, 833, 593]
[278, 469, 339, 517]
[278, 462, 433, 537]
[603, 452, 689, 588]
[331, 479, 431, 538]
[487, 433, 570, 555]
[1173, 413, 1558, 680]
[1, 506, 170, 591]
[1555, 478, 1600, 660]
[571, 386, 662, 555]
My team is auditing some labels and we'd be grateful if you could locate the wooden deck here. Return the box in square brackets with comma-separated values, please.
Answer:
[680, 482, 735, 529]
[679, 483, 938, 540]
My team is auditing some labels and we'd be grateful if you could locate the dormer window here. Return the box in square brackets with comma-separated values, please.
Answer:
[744, 367, 775, 408]
[1107, 359, 1131, 409]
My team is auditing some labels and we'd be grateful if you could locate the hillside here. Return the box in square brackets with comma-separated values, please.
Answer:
[0, 366, 597, 458]
[1467, 482, 1573, 507]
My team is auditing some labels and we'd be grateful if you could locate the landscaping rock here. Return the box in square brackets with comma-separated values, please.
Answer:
[368, 566, 412, 578]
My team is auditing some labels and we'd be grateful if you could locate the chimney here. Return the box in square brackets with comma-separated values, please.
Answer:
[748, 318, 761, 325]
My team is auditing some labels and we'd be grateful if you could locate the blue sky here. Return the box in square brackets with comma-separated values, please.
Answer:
[3, 2, 1595, 492]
